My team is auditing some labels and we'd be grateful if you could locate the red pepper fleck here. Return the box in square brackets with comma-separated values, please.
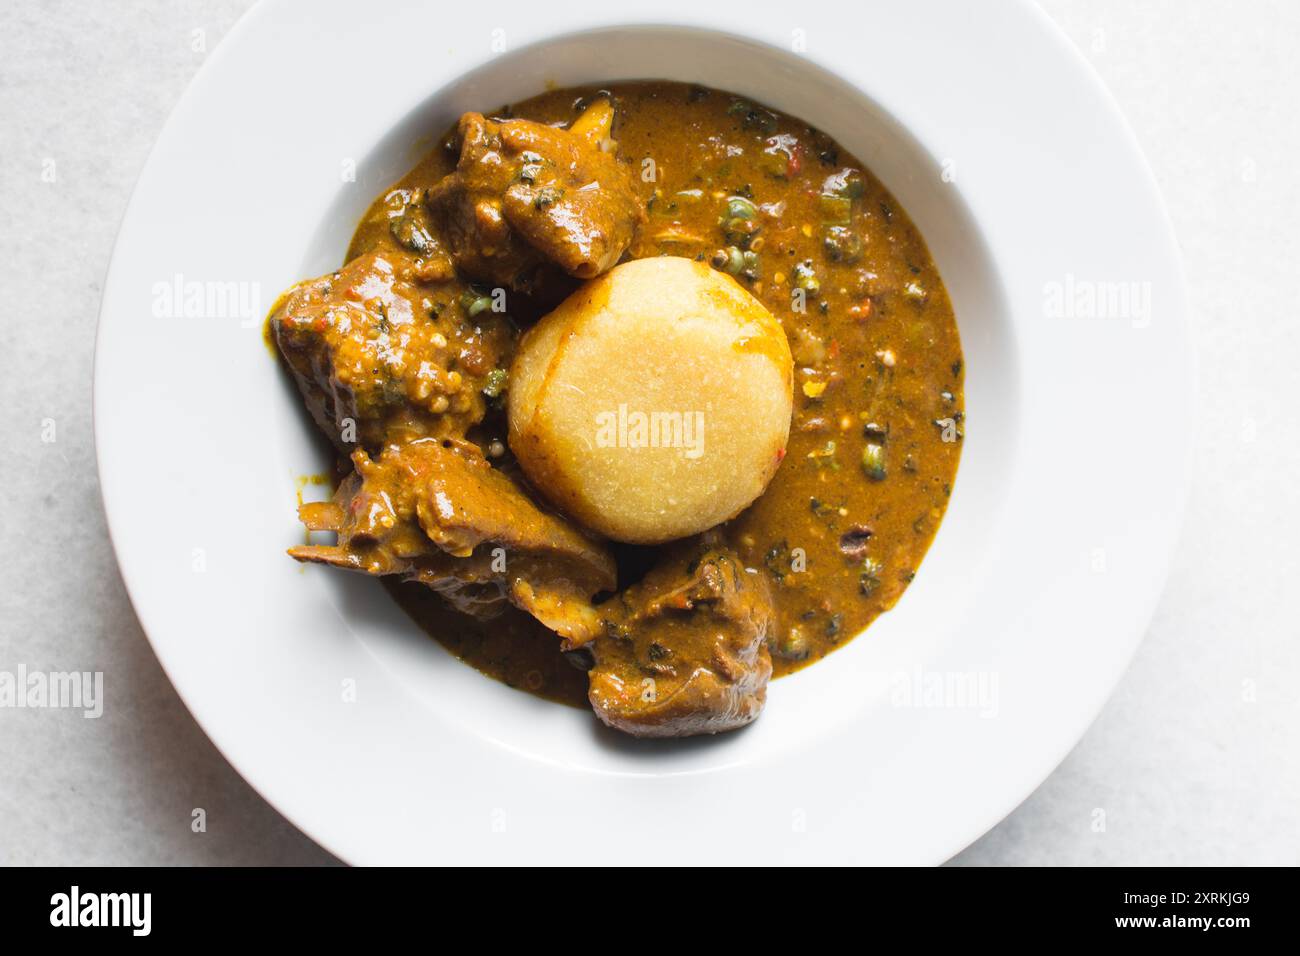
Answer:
[787, 146, 803, 177]
[848, 301, 873, 321]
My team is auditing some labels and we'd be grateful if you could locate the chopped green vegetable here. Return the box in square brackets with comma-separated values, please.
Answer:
[482, 368, 508, 398]
[822, 168, 865, 199]
[763, 539, 793, 582]
[818, 194, 852, 225]
[460, 288, 493, 317]
[862, 442, 886, 481]
[389, 209, 435, 255]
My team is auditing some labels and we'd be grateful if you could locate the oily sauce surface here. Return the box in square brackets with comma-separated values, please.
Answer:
[349, 82, 965, 705]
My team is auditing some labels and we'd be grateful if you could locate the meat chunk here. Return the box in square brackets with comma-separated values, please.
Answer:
[587, 542, 775, 737]
[289, 439, 616, 642]
[412, 438, 617, 644]
[289, 445, 505, 618]
[426, 102, 645, 298]
[270, 252, 511, 451]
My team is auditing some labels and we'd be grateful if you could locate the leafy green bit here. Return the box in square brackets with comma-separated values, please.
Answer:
[389, 210, 435, 256]
[818, 194, 852, 225]
[862, 442, 886, 481]
[482, 368, 508, 398]
[763, 540, 792, 582]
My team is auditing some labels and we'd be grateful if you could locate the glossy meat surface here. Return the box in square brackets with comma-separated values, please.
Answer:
[588, 542, 775, 737]
[270, 252, 509, 451]
[290, 439, 615, 638]
[426, 105, 644, 297]
[272, 82, 965, 738]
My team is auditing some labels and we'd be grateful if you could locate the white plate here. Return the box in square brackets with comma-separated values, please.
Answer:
[94, 0, 1190, 864]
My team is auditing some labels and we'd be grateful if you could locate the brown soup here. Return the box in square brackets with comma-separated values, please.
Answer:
[340, 81, 964, 706]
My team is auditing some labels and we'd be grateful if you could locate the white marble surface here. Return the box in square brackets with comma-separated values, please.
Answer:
[1, 0, 1295, 866]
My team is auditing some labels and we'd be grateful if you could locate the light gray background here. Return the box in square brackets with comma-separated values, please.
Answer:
[1, 0, 1295, 865]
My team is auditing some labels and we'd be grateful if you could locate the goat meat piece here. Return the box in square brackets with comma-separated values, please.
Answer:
[588, 541, 774, 737]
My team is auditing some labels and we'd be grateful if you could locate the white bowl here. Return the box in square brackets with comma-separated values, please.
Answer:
[95, 0, 1190, 864]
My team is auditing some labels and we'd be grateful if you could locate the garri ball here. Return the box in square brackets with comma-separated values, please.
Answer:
[508, 256, 794, 544]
